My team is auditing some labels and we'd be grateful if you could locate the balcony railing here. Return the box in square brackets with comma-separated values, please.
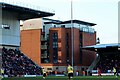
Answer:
[41, 45, 47, 49]
[41, 36, 47, 41]
[58, 51, 62, 57]
[41, 53, 47, 58]
[41, 38, 47, 41]
[41, 51, 47, 54]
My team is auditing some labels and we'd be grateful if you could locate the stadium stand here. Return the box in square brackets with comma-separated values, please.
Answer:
[94, 53, 120, 73]
[84, 43, 120, 75]
[2, 47, 42, 77]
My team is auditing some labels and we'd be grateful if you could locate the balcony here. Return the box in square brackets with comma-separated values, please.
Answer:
[58, 59, 62, 63]
[41, 53, 47, 58]
[58, 38, 61, 42]
[58, 51, 62, 57]
[80, 27, 95, 33]
[58, 43, 61, 47]
[58, 43, 61, 51]
[41, 45, 47, 49]
[58, 47, 61, 51]
[41, 36, 47, 41]
[41, 51, 47, 54]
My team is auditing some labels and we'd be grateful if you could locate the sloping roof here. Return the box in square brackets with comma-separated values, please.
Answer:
[1, 2, 55, 20]
[84, 43, 119, 48]
[83, 43, 120, 53]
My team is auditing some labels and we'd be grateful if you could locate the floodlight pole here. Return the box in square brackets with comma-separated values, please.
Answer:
[71, 0, 74, 67]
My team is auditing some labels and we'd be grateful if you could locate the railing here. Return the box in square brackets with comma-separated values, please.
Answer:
[41, 37, 47, 41]
[0, 0, 55, 13]
[41, 45, 47, 49]
[87, 53, 100, 75]
[42, 51, 47, 54]
[41, 53, 47, 58]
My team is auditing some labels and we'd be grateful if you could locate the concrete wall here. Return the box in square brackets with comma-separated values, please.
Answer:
[0, 10, 20, 47]
[20, 29, 41, 65]
[22, 18, 42, 30]
[20, 18, 43, 65]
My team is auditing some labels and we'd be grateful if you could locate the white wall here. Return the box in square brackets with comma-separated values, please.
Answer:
[0, 10, 20, 46]
[23, 18, 42, 30]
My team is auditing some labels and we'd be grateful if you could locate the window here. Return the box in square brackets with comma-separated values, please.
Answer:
[54, 25, 56, 28]
[66, 33, 69, 63]
[66, 33, 69, 40]
[52, 32, 58, 63]
[53, 51, 58, 64]
[43, 25, 45, 32]
[80, 33, 83, 47]
[2, 24, 10, 29]
[47, 68, 52, 70]
[52, 32, 58, 48]
[61, 25, 65, 28]
[53, 42, 58, 48]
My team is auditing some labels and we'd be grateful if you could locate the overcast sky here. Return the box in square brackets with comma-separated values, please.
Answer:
[2, 0, 119, 44]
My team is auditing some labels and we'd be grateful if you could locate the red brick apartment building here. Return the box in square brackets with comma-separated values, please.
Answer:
[20, 18, 96, 73]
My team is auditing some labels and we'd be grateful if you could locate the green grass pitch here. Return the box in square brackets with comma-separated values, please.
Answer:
[1, 76, 120, 80]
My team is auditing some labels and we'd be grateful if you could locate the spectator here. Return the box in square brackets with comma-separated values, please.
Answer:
[2, 47, 42, 77]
